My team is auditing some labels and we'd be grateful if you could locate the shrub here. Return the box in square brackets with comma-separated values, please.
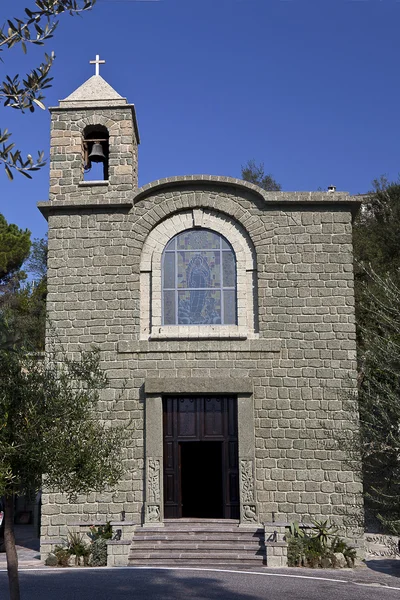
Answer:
[66, 531, 91, 566]
[90, 538, 108, 567]
[45, 553, 58, 567]
[286, 521, 357, 569]
[287, 537, 304, 567]
[88, 522, 113, 541]
[53, 545, 71, 567]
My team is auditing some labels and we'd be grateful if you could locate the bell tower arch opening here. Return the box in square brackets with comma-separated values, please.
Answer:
[83, 124, 109, 181]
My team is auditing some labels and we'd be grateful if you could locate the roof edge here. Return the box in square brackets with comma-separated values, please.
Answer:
[133, 175, 360, 209]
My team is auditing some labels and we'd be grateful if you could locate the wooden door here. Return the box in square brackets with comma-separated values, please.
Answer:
[163, 396, 239, 519]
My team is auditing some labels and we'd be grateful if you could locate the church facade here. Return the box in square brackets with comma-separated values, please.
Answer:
[38, 67, 363, 565]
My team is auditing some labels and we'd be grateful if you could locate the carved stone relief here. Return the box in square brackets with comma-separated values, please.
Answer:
[240, 459, 258, 523]
[243, 505, 257, 523]
[145, 458, 161, 523]
[240, 459, 255, 503]
[146, 505, 161, 523]
[147, 458, 161, 504]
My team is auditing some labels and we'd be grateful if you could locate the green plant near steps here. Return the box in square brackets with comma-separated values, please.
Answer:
[286, 520, 305, 539]
[66, 531, 91, 566]
[53, 545, 71, 567]
[330, 536, 347, 554]
[88, 521, 113, 541]
[331, 536, 357, 564]
[311, 519, 338, 547]
[286, 521, 357, 568]
[90, 538, 108, 567]
[287, 536, 305, 567]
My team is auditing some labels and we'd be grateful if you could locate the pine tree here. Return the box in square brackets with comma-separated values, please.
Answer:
[0, 214, 31, 283]
[241, 159, 281, 191]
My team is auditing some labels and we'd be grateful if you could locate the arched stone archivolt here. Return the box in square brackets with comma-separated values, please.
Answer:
[132, 190, 263, 251]
[77, 113, 118, 130]
[139, 208, 258, 340]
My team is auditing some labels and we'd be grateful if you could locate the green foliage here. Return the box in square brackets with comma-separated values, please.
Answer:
[330, 536, 347, 554]
[287, 536, 304, 567]
[0, 278, 47, 351]
[350, 269, 400, 534]
[26, 237, 47, 281]
[286, 522, 356, 568]
[89, 538, 108, 567]
[241, 159, 281, 191]
[44, 552, 58, 566]
[0, 222, 47, 351]
[53, 545, 71, 567]
[311, 519, 338, 548]
[353, 178, 400, 282]
[88, 522, 113, 541]
[50, 530, 109, 567]
[286, 520, 305, 539]
[348, 177, 400, 532]
[0, 1, 96, 179]
[0, 344, 126, 500]
[353, 178, 400, 340]
[0, 214, 31, 283]
[66, 532, 90, 565]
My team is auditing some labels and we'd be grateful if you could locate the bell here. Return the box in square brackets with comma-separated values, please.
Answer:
[88, 142, 105, 163]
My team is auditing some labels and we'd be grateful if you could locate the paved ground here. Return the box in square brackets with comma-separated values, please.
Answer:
[0, 524, 40, 569]
[1, 526, 400, 599]
[0, 566, 400, 600]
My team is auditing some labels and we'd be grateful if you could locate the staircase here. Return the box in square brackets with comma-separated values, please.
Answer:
[128, 519, 266, 567]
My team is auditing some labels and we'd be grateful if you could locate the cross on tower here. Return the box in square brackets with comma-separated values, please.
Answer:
[90, 54, 105, 76]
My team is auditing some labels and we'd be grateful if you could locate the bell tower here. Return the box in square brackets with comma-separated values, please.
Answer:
[48, 55, 139, 203]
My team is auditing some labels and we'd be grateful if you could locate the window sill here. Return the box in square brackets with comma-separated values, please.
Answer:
[78, 180, 109, 187]
[149, 325, 248, 340]
[117, 338, 281, 354]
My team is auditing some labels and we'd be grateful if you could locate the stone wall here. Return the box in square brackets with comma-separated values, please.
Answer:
[40, 180, 363, 551]
[48, 106, 138, 203]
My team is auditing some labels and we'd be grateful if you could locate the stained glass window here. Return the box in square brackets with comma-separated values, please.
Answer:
[162, 229, 237, 325]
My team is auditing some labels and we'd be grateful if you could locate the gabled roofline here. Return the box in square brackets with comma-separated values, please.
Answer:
[133, 175, 361, 212]
[38, 175, 362, 218]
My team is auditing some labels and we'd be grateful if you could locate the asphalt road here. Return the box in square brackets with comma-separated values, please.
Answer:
[0, 567, 399, 600]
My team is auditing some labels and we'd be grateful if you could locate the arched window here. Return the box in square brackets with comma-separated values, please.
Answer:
[82, 124, 109, 181]
[162, 229, 237, 325]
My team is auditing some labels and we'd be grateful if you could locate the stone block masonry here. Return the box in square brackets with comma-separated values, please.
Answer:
[48, 105, 138, 203]
[39, 177, 363, 560]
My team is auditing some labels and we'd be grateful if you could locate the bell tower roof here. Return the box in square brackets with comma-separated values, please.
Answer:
[60, 74, 128, 108]
[57, 54, 129, 108]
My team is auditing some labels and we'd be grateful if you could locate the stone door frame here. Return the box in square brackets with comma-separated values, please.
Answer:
[143, 377, 258, 526]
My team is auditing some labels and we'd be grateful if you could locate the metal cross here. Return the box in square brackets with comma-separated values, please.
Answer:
[90, 54, 105, 76]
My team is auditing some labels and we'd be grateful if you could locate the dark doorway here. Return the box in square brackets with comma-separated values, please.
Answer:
[180, 442, 223, 518]
[163, 396, 239, 519]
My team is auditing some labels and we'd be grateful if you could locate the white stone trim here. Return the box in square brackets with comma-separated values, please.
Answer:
[140, 209, 257, 340]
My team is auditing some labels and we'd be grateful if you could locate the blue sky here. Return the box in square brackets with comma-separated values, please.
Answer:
[1, 0, 400, 240]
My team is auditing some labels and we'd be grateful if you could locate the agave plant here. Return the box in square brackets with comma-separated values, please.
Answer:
[286, 520, 305, 539]
[311, 519, 338, 547]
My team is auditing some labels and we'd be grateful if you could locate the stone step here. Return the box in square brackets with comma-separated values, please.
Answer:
[128, 520, 266, 567]
[165, 519, 240, 524]
[129, 551, 264, 561]
[133, 533, 263, 541]
[137, 527, 263, 534]
[129, 559, 265, 566]
[131, 542, 263, 550]
[130, 543, 264, 552]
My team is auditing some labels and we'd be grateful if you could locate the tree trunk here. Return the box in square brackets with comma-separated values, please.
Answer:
[4, 494, 20, 600]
